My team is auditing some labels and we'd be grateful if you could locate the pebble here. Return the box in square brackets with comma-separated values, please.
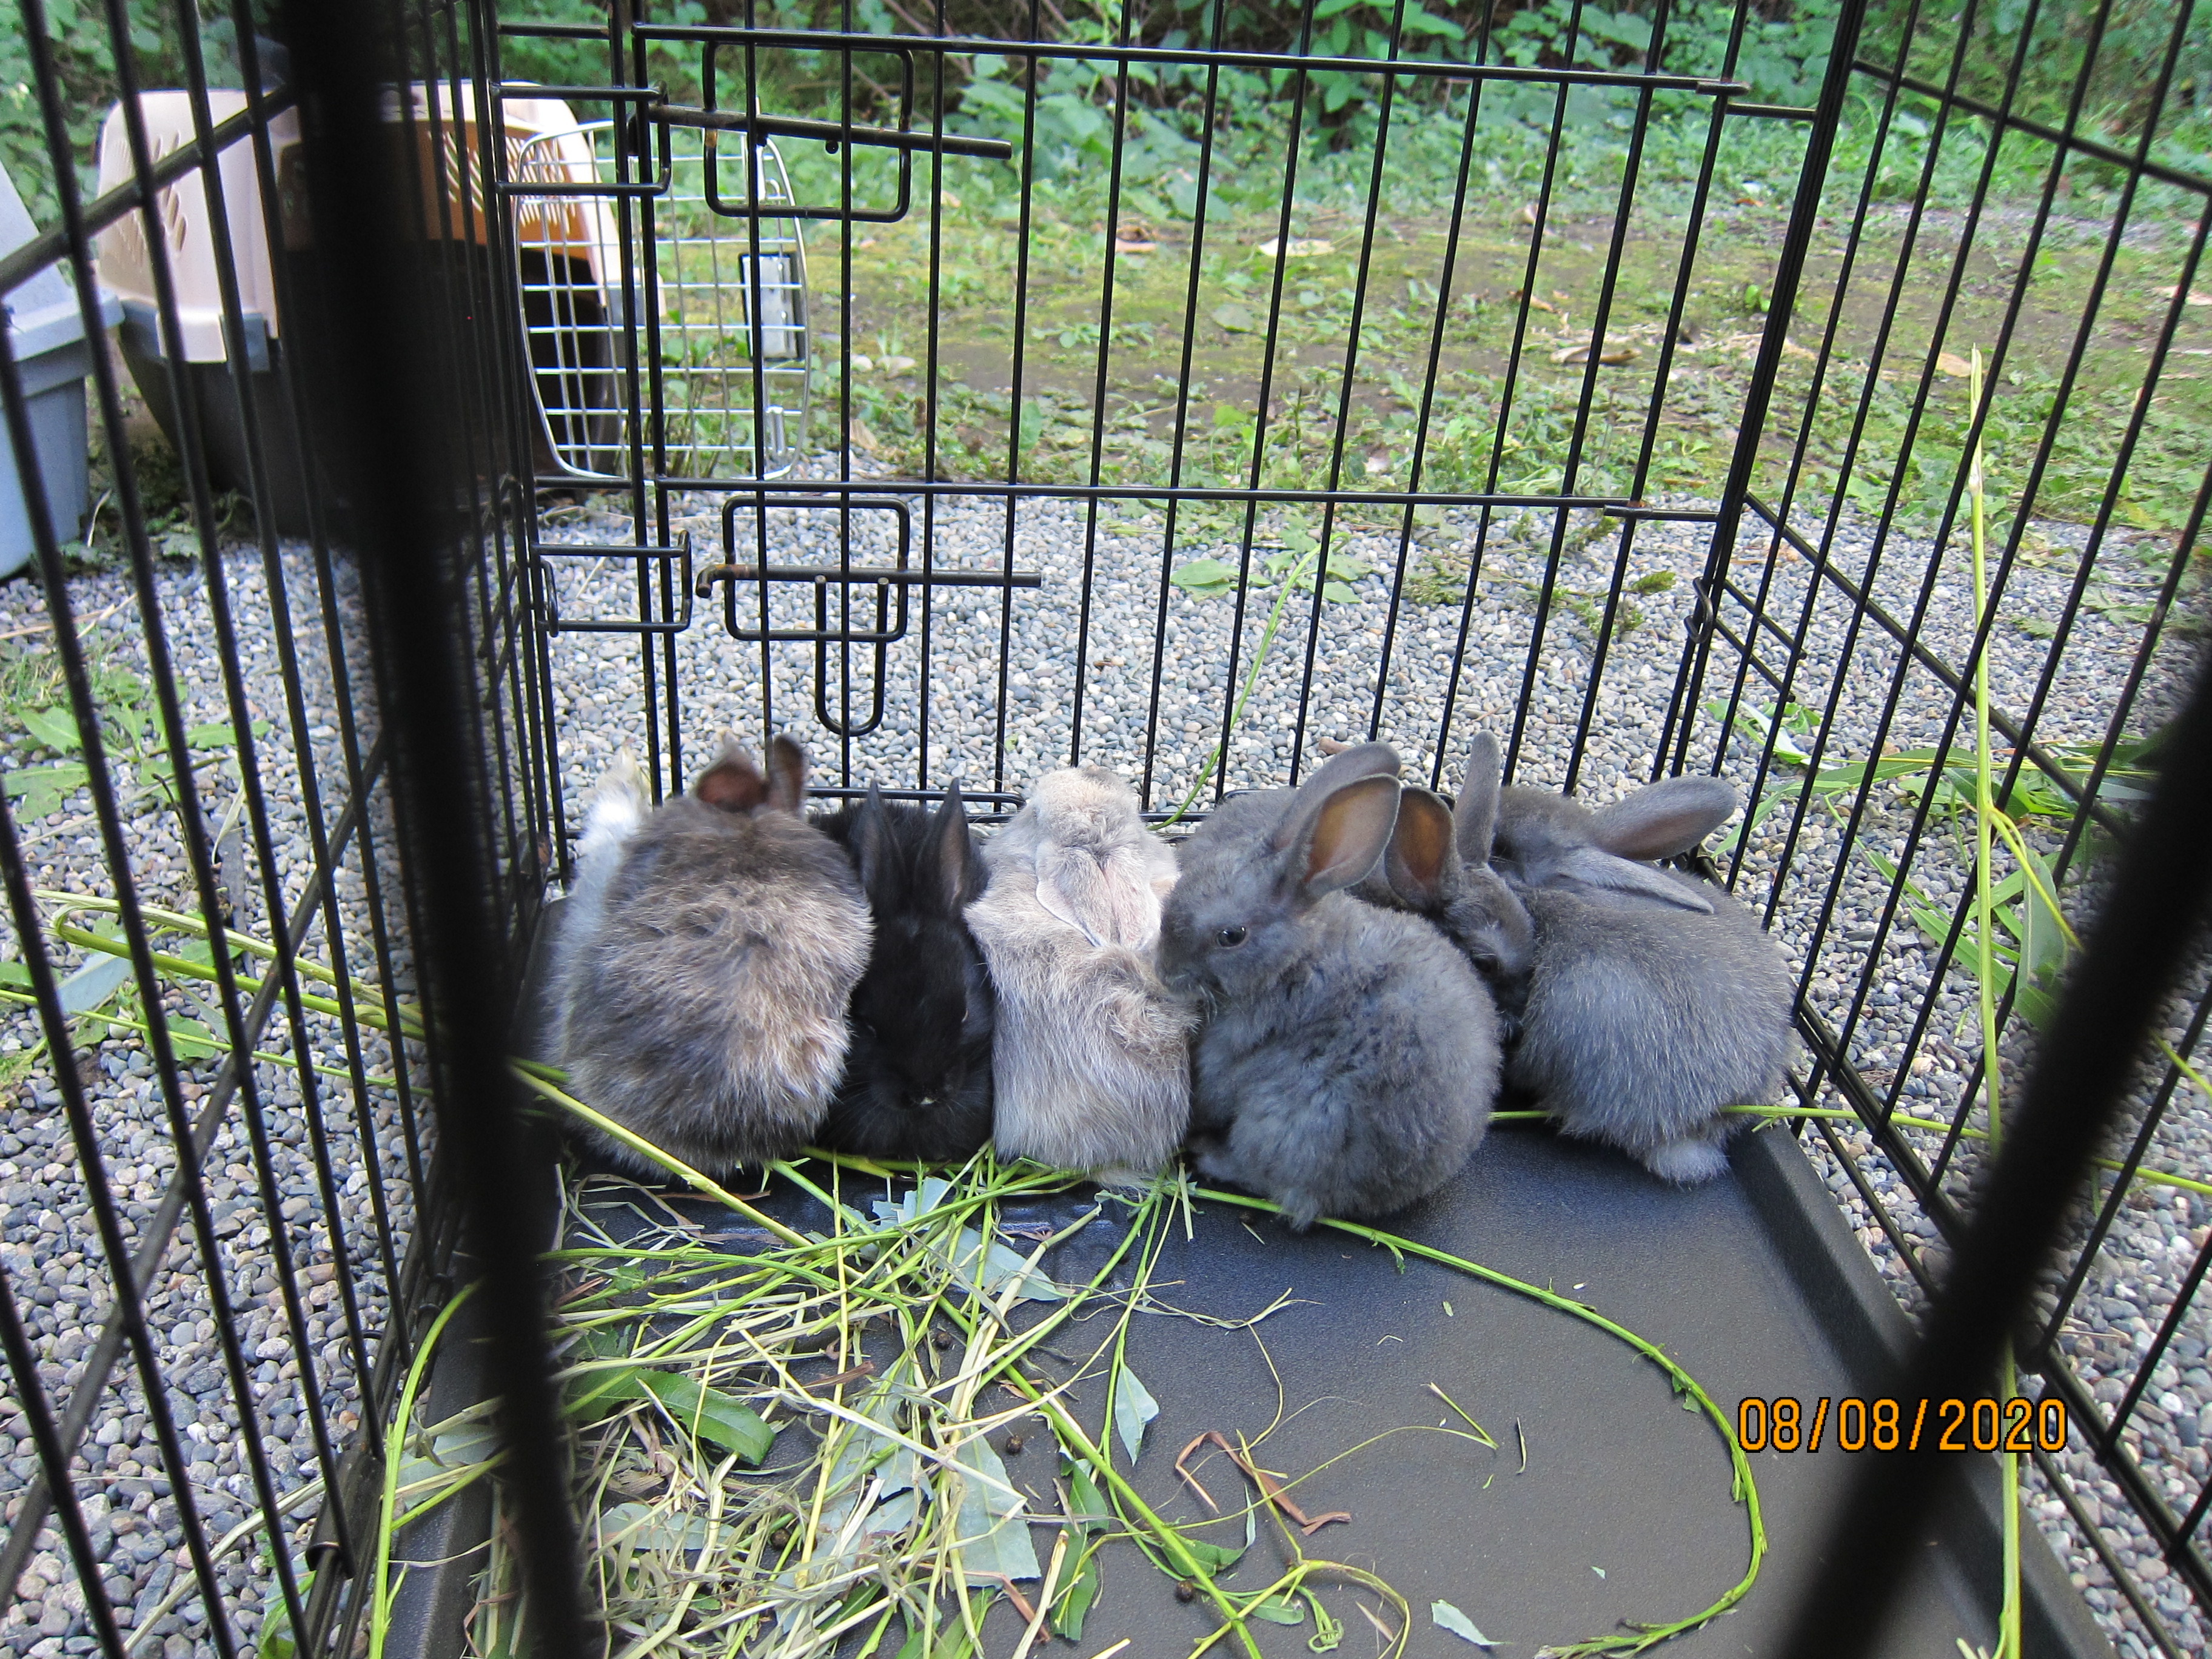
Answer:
[540, 472, 2200, 1654]
[0, 460, 2194, 1655]
[0, 543, 414, 1659]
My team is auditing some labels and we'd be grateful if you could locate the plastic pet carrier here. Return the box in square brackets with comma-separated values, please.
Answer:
[92, 85, 631, 529]
[0, 159, 117, 575]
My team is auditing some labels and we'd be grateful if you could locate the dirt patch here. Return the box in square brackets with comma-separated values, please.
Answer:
[801, 196, 2209, 532]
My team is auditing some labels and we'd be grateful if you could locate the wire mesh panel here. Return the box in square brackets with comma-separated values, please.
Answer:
[0, 2, 2206, 1659]
[499, 0, 1793, 822]
[1678, 0, 2212, 1651]
[0, 5, 548, 1659]
[497, 2, 2207, 1657]
[509, 121, 809, 482]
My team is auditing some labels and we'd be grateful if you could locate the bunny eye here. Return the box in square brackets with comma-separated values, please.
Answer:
[1216, 926, 1248, 948]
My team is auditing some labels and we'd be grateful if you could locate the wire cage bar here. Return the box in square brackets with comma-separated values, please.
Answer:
[0, 3, 552, 1659]
[0, 2, 2204, 1659]
[506, 118, 811, 484]
[1691, 1, 2212, 1646]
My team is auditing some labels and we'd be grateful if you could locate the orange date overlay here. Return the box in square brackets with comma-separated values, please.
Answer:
[1735, 1395, 2071, 1453]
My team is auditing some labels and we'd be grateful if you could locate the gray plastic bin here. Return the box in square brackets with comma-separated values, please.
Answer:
[0, 165, 119, 577]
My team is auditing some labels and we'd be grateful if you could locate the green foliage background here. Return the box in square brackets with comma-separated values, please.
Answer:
[8, 2, 2208, 223]
[4, 1, 2207, 540]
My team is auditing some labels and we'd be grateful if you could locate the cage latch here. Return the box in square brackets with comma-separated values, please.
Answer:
[531, 532, 695, 635]
[698, 495, 1041, 737]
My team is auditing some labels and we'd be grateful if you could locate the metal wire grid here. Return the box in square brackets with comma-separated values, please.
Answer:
[0, 5, 552, 1659]
[498, 0, 1783, 826]
[509, 122, 809, 483]
[512, 1, 2205, 1654]
[1684, 1, 2212, 1649]
[0, 4, 2200, 1659]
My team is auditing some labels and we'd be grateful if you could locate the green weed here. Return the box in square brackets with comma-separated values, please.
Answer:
[0, 632, 268, 826]
[1709, 686, 2164, 1043]
[1158, 521, 1364, 824]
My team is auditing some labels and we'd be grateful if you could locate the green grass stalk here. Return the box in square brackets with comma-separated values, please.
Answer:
[1190, 1186, 1764, 1658]
[1966, 348, 2023, 1659]
[370, 1282, 477, 1659]
[1158, 540, 1320, 829]
[1021, 1384, 1269, 1659]
[514, 1067, 814, 1247]
[1985, 807, 2212, 1111]
[0, 985, 395, 1088]
[43, 894, 424, 1037]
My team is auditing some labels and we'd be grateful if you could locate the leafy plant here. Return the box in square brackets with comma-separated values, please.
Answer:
[1, 645, 266, 826]
[253, 1549, 313, 1659]
[1709, 695, 2162, 840]
[1170, 520, 1372, 606]
[1284, 0, 1469, 122]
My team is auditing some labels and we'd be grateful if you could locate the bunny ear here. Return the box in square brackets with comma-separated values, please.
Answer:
[1557, 846, 1717, 913]
[850, 785, 902, 908]
[926, 782, 985, 914]
[1275, 744, 1402, 842]
[1034, 844, 1160, 948]
[1282, 773, 1401, 901]
[1590, 776, 1737, 859]
[1455, 732, 1503, 865]
[1386, 788, 1459, 908]
[694, 745, 767, 814]
[764, 734, 809, 814]
[1269, 742, 1402, 859]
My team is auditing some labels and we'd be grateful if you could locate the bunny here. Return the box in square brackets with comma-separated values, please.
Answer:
[962, 763, 1195, 1178]
[1349, 734, 1535, 1037]
[556, 736, 872, 1176]
[552, 750, 650, 1039]
[1158, 744, 1501, 1229]
[1487, 768, 1794, 1184]
[811, 783, 996, 1163]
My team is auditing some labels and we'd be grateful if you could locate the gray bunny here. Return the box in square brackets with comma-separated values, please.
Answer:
[1488, 764, 1794, 1183]
[557, 736, 872, 1176]
[1350, 733, 1535, 1037]
[965, 763, 1195, 1178]
[1158, 744, 1501, 1228]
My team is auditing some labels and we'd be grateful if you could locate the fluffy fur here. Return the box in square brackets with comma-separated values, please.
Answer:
[551, 751, 648, 1060]
[812, 784, 996, 1162]
[1159, 746, 1500, 1229]
[1489, 769, 1794, 1182]
[1349, 734, 1535, 1038]
[557, 737, 872, 1176]
[964, 764, 1195, 1176]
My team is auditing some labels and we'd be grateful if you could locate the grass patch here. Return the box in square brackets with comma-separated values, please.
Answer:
[797, 164, 2208, 539]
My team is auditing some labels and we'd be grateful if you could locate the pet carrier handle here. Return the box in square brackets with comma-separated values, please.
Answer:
[635, 102, 1013, 161]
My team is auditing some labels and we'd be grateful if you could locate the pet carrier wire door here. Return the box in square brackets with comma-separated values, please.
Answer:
[508, 120, 811, 483]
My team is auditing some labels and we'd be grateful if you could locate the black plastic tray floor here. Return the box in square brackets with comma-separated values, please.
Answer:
[398, 1123, 2115, 1659]
[383, 902, 2111, 1659]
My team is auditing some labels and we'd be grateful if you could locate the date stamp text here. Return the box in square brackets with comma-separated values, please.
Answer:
[1736, 1396, 2070, 1453]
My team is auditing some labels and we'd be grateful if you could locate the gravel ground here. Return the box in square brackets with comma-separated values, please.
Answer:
[0, 463, 2199, 1658]
[541, 471, 2207, 1656]
[0, 543, 418, 1659]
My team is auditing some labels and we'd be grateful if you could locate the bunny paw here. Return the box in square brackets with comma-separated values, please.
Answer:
[1642, 1135, 1728, 1185]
